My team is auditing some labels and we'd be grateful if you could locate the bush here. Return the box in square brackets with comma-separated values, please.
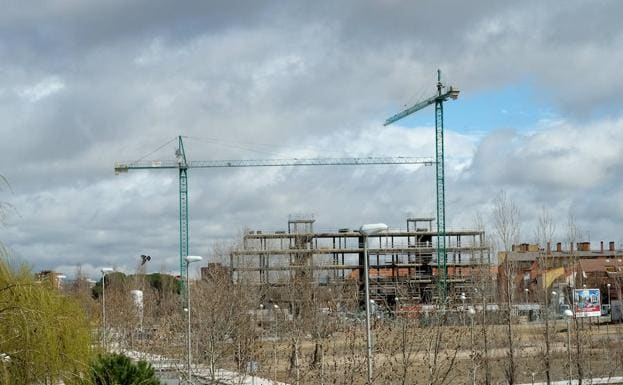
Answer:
[90, 353, 162, 385]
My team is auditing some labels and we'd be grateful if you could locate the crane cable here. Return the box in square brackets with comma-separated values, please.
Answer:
[131, 136, 179, 164]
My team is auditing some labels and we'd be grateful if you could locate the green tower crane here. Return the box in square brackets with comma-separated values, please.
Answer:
[383, 70, 459, 301]
[115, 135, 434, 292]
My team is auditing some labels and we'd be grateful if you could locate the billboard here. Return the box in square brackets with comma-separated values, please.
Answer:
[573, 288, 601, 318]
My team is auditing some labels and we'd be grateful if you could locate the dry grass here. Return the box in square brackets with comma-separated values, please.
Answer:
[248, 319, 623, 384]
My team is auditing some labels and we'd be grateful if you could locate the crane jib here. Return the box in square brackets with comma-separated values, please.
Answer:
[114, 158, 436, 170]
[383, 89, 458, 127]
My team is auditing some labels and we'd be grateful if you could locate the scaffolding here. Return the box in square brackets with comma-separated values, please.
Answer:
[230, 216, 492, 310]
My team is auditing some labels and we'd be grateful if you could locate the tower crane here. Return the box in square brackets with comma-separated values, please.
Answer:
[383, 70, 459, 300]
[115, 135, 434, 290]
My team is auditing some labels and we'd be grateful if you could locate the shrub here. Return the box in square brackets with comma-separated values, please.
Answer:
[90, 353, 162, 385]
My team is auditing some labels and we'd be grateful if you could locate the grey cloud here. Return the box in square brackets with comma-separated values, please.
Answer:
[2, 1, 623, 277]
[6, 116, 623, 276]
[0, 1, 275, 60]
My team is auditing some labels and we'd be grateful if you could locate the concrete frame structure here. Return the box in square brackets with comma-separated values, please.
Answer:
[230, 216, 491, 310]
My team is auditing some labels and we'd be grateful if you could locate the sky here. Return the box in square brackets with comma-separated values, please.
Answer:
[2, 0, 623, 279]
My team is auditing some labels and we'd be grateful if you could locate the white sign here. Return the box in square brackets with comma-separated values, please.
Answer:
[573, 288, 601, 318]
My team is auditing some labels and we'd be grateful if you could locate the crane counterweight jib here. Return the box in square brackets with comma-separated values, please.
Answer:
[448, 87, 460, 100]
[114, 163, 129, 174]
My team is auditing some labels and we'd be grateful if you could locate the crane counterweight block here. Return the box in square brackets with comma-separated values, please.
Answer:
[114, 163, 129, 174]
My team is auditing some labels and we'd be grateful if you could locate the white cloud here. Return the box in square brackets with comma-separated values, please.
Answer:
[2, 1, 623, 278]
[16, 76, 65, 102]
[452, 115, 623, 243]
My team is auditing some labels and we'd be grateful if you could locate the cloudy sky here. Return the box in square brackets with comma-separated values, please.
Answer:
[2, 1, 623, 279]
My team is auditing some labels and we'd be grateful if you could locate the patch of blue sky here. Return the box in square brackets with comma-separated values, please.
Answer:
[385, 83, 560, 136]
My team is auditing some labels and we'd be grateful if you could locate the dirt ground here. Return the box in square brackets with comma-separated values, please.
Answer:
[252, 318, 623, 384]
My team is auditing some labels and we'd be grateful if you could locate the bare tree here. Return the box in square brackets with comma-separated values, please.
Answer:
[566, 213, 585, 385]
[473, 211, 493, 385]
[67, 264, 100, 325]
[535, 206, 556, 385]
[534, 206, 556, 247]
[193, 274, 257, 382]
[379, 314, 421, 385]
[493, 190, 521, 253]
[424, 309, 463, 385]
[492, 190, 521, 385]
[0, 175, 15, 227]
[367, 292, 468, 385]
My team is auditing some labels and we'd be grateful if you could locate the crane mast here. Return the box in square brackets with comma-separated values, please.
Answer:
[115, 136, 434, 295]
[176, 136, 189, 284]
[384, 70, 459, 301]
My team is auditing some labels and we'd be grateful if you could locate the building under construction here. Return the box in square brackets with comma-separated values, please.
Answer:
[230, 215, 492, 311]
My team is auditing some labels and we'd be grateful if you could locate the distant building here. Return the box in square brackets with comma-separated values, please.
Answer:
[35, 270, 65, 289]
[201, 263, 230, 283]
[499, 241, 623, 305]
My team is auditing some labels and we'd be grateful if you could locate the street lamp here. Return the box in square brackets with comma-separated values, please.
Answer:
[101, 267, 114, 349]
[524, 288, 529, 304]
[185, 255, 203, 382]
[563, 309, 574, 384]
[459, 292, 467, 326]
[467, 307, 476, 385]
[551, 291, 558, 315]
[606, 283, 612, 334]
[459, 292, 467, 308]
[359, 223, 388, 385]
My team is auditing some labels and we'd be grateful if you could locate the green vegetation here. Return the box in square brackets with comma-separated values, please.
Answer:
[90, 353, 162, 385]
[0, 256, 93, 384]
[91, 272, 180, 299]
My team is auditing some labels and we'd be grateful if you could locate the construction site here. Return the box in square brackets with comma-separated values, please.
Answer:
[107, 72, 623, 385]
[229, 215, 492, 312]
[113, 71, 480, 314]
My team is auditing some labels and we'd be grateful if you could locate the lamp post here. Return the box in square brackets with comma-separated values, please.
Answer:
[524, 288, 529, 304]
[551, 291, 558, 315]
[272, 304, 280, 380]
[563, 309, 574, 385]
[459, 292, 467, 326]
[359, 223, 388, 385]
[467, 307, 476, 385]
[185, 255, 203, 383]
[616, 280, 622, 323]
[101, 267, 114, 349]
[605, 283, 612, 335]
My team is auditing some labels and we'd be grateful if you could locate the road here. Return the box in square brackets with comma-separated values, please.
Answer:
[121, 349, 290, 385]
